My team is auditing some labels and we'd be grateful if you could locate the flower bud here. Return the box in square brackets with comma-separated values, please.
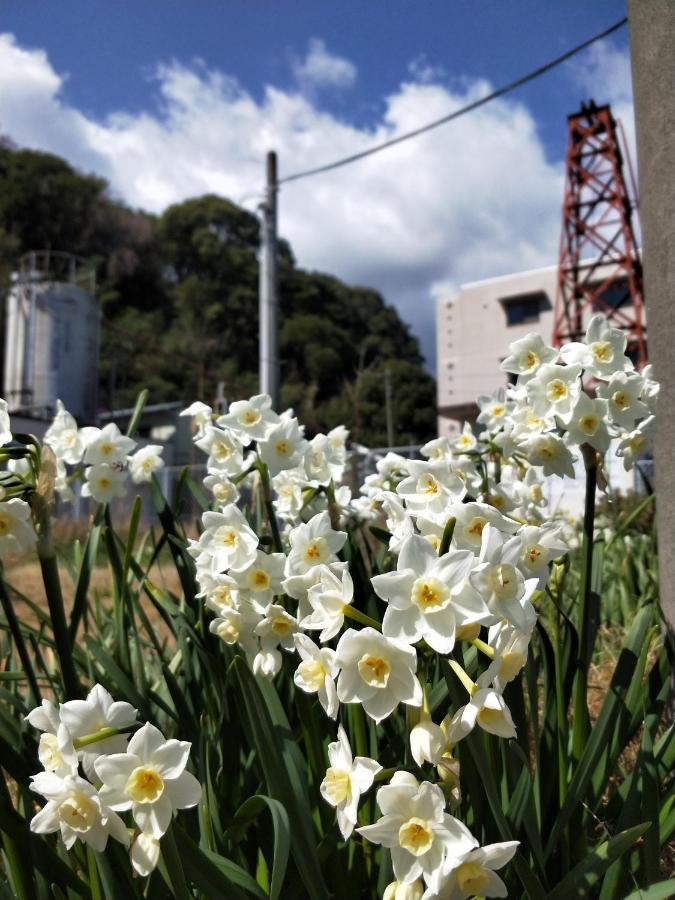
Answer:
[455, 621, 481, 642]
[383, 880, 424, 900]
[409, 720, 445, 767]
[436, 754, 462, 810]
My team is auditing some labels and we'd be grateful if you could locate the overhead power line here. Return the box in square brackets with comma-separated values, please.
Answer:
[279, 17, 628, 186]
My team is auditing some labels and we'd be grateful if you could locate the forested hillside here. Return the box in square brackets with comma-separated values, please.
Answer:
[0, 141, 436, 445]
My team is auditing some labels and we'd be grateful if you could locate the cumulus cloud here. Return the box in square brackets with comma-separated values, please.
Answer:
[0, 32, 627, 369]
[292, 38, 357, 91]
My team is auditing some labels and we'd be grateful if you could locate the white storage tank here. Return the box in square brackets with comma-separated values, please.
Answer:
[3, 251, 99, 423]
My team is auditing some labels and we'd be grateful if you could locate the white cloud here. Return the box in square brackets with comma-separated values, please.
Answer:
[0, 31, 616, 371]
[292, 38, 357, 91]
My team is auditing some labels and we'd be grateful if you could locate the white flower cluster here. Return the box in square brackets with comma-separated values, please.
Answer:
[44, 401, 165, 503]
[181, 315, 658, 896]
[25, 684, 201, 876]
[0, 399, 36, 557]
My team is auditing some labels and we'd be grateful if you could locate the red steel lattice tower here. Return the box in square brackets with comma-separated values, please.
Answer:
[552, 101, 647, 366]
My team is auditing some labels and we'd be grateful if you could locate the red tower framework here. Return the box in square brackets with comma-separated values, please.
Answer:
[552, 101, 647, 366]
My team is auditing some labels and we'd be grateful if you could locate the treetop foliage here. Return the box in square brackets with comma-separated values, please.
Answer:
[0, 142, 436, 446]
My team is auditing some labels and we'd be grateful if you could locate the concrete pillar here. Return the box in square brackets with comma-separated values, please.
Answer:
[628, 1, 675, 633]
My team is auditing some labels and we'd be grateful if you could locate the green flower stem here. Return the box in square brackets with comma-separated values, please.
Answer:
[342, 605, 381, 630]
[448, 659, 476, 696]
[0, 572, 41, 706]
[572, 444, 597, 763]
[37, 535, 81, 700]
[470, 638, 495, 659]
[257, 461, 283, 553]
[73, 727, 122, 749]
[439, 517, 456, 556]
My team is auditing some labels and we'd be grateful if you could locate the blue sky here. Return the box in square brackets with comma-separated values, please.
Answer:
[0, 1, 632, 369]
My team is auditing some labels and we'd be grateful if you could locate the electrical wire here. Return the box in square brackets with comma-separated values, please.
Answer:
[279, 17, 628, 186]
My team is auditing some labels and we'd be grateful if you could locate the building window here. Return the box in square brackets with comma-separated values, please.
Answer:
[501, 292, 544, 326]
[592, 278, 631, 311]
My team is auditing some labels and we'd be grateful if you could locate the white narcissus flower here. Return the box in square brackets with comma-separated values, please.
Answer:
[518, 524, 568, 585]
[596, 372, 649, 429]
[131, 831, 161, 877]
[284, 511, 347, 578]
[30, 771, 129, 852]
[560, 314, 632, 380]
[231, 550, 286, 611]
[640, 364, 659, 414]
[95, 722, 201, 839]
[526, 363, 582, 419]
[446, 684, 516, 744]
[522, 432, 577, 479]
[357, 773, 477, 893]
[271, 470, 305, 521]
[217, 394, 280, 445]
[452, 423, 478, 455]
[59, 684, 139, 780]
[203, 471, 239, 507]
[300, 564, 354, 641]
[293, 633, 340, 719]
[195, 425, 244, 476]
[0, 498, 36, 557]
[484, 623, 532, 692]
[476, 388, 509, 432]
[500, 333, 558, 383]
[44, 400, 85, 464]
[469, 526, 537, 633]
[37, 724, 79, 777]
[0, 398, 11, 446]
[258, 417, 308, 476]
[420, 436, 452, 461]
[396, 460, 466, 518]
[335, 627, 422, 723]
[372, 536, 484, 655]
[199, 505, 259, 573]
[410, 720, 447, 768]
[615, 415, 655, 471]
[255, 603, 298, 654]
[82, 464, 128, 504]
[180, 401, 213, 438]
[209, 604, 260, 657]
[448, 502, 519, 553]
[430, 840, 519, 899]
[129, 445, 165, 484]
[82, 423, 136, 466]
[562, 393, 610, 453]
[320, 724, 381, 839]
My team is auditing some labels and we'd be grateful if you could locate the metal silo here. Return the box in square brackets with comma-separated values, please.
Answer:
[3, 251, 99, 422]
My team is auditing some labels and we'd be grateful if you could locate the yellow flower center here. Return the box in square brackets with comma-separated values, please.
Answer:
[97, 477, 111, 491]
[249, 569, 270, 591]
[39, 733, 63, 771]
[489, 564, 519, 600]
[275, 440, 290, 456]
[126, 767, 165, 803]
[216, 619, 240, 644]
[456, 861, 490, 896]
[612, 390, 629, 410]
[0, 516, 10, 536]
[525, 545, 542, 564]
[477, 706, 503, 726]
[99, 442, 114, 457]
[519, 350, 539, 372]
[271, 615, 292, 636]
[322, 767, 351, 805]
[214, 442, 231, 460]
[412, 576, 449, 611]
[358, 653, 391, 688]
[241, 409, 261, 426]
[297, 658, 326, 691]
[590, 341, 613, 363]
[547, 379, 568, 402]
[303, 538, 327, 564]
[579, 414, 599, 435]
[421, 475, 439, 495]
[215, 526, 237, 547]
[59, 793, 98, 832]
[213, 585, 234, 606]
[490, 404, 505, 417]
[213, 483, 232, 502]
[466, 517, 487, 539]
[398, 817, 434, 856]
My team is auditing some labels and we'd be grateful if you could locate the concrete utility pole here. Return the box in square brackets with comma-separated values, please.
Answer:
[259, 151, 280, 410]
[628, 1, 675, 636]
[384, 367, 394, 447]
